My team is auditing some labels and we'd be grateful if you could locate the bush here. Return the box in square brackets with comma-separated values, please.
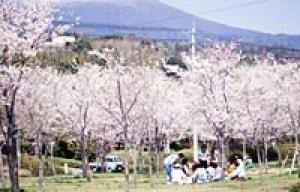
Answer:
[55, 61, 78, 74]
[89, 55, 107, 66]
[53, 138, 78, 159]
[73, 39, 92, 53]
[21, 155, 65, 177]
[289, 183, 300, 192]
[170, 141, 183, 151]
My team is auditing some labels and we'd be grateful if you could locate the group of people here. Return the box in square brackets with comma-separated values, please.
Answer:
[164, 145, 247, 185]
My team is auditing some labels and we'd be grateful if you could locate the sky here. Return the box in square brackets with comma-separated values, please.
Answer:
[160, 0, 300, 35]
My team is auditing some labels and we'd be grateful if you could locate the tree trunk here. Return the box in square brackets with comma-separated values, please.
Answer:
[80, 127, 91, 182]
[275, 141, 283, 165]
[37, 132, 45, 190]
[164, 138, 170, 154]
[0, 145, 6, 190]
[290, 134, 299, 175]
[156, 151, 160, 177]
[2, 66, 22, 192]
[264, 139, 268, 175]
[148, 147, 153, 178]
[81, 143, 90, 182]
[100, 152, 106, 172]
[138, 144, 143, 173]
[17, 134, 21, 174]
[242, 137, 247, 160]
[132, 150, 138, 187]
[124, 144, 130, 192]
[7, 125, 20, 192]
[193, 127, 199, 163]
[154, 126, 160, 177]
[256, 144, 263, 184]
[219, 137, 226, 179]
[50, 143, 56, 175]
[282, 154, 288, 169]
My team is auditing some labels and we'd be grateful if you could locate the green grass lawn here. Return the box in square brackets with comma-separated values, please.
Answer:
[14, 167, 299, 192]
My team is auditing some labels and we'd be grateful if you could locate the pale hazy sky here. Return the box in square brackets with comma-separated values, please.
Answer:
[160, 0, 300, 35]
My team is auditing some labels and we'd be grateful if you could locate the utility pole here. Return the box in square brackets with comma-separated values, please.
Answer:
[192, 20, 196, 64]
[192, 20, 198, 163]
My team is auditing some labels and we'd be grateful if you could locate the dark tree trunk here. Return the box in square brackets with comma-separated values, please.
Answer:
[7, 131, 19, 192]
[6, 105, 19, 192]
[2, 69, 22, 192]
[242, 137, 247, 160]
[0, 145, 5, 190]
[290, 133, 299, 175]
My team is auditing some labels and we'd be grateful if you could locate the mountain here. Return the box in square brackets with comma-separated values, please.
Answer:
[58, 0, 300, 49]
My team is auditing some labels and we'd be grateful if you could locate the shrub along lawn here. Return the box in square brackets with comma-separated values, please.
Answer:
[16, 169, 299, 192]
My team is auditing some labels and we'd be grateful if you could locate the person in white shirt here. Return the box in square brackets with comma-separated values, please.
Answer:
[181, 158, 193, 184]
[193, 161, 209, 184]
[207, 162, 223, 182]
[163, 153, 184, 184]
[198, 144, 209, 163]
[171, 163, 185, 185]
[228, 159, 246, 181]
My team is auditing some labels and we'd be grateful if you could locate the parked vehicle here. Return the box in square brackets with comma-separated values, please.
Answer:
[89, 155, 124, 173]
[104, 155, 124, 172]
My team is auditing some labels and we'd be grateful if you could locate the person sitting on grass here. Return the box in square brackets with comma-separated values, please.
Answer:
[225, 161, 236, 176]
[181, 158, 193, 184]
[172, 163, 188, 185]
[207, 162, 223, 182]
[227, 159, 246, 181]
[181, 158, 191, 176]
[163, 153, 184, 184]
[192, 161, 209, 184]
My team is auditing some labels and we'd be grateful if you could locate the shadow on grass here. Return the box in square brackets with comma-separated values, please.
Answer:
[0, 189, 25, 192]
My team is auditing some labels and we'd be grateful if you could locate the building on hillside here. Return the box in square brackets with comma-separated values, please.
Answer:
[45, 36, 76, 48]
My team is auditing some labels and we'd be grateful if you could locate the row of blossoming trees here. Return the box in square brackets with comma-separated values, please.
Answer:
[2, 49, 300, 191]
[1, 0, 300, 191]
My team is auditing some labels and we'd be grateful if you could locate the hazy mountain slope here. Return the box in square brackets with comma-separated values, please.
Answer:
[59, 0, 300, 49]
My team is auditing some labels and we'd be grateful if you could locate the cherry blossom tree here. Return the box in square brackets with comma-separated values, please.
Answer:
[16, 68, 61, 189]
[57, 66, 104, 182]
[0, 1, 59, 190]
